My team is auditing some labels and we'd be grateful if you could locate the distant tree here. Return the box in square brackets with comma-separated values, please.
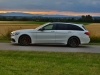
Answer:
[0, 16, 7, 21]
[79, 15, 93, 22]
[81, 15, 85, 22]
[20, 17, 29, 21]
[12, 16, 17, 21]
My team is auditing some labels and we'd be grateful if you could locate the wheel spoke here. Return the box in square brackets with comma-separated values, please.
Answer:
[19, 36, 31, 46]
[68, 37, 79, 47]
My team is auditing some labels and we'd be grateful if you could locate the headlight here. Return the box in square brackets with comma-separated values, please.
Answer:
[11, 32, 20, 36]
[15, 32, 20, 35]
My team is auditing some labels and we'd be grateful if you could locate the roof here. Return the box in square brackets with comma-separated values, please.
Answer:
[49, 22, 83, 26]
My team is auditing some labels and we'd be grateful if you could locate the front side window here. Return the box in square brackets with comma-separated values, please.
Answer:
[43, 24, 54, 30]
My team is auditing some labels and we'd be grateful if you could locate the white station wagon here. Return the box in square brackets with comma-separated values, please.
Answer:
[11, 22, 90, 47]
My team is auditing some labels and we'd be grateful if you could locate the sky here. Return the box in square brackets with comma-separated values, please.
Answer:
[0, 0, 100, 16]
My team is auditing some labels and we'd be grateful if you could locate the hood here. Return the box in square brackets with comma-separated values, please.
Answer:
[13, 29, 36, 33]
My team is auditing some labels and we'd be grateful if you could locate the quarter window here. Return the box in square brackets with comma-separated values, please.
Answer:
[68, 24, 83, 31]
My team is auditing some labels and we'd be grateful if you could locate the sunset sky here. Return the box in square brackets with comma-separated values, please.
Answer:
[0, 0, 100, 16]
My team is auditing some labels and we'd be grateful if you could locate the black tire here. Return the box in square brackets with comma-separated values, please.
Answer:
[68, 37, 80, 47]
[19, 35, 31, 46]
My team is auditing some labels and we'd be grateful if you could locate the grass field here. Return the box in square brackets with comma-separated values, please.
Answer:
[0, 21, 100, 43]
[0, 21, 41, 36]
[0, 24, 39, 36]
[0, 21, 46, 24]
[0, 50, 100, 75]
[0, 21, 91, 36]
[85, 23, 100, 43]
[85, 23, 100, 36]
[0, 21, 89, 25]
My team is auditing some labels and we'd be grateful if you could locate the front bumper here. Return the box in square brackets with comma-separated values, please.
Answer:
[11, 38, 16, 42]
[11, 36, 19, 44]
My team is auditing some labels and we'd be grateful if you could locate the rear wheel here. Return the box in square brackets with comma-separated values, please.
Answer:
[19, 35, 31, 46]
[68, 37, 80, 47]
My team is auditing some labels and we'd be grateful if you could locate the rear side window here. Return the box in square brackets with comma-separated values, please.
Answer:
[56, 24, 68, 30]
[68, 24, 84, 31]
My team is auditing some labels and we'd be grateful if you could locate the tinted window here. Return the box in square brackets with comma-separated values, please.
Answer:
[56, 24, 68, 30]
[63, 24, 69, 30]
[68, 24, 84, 31]
[55, 24, 83, 31]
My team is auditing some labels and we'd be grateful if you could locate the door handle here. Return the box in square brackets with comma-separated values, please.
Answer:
[68, 31, 71, 33]
[51, 31, 55, 32]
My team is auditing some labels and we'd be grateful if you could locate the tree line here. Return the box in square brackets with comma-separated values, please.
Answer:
[0, 15, 100, 23]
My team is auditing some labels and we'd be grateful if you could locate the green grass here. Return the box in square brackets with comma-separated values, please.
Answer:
[0, 21, 46, 24]
[0, 28, 11, 41]
[72, 22, 91, 25]
[90, 36, 100, 43]
[0, 50, 100, 75]
[0, 39, 10, 42]
[0, 21, 90, 25]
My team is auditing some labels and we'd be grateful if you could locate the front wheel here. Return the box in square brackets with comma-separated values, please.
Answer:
[68, 37, 80, 47]
[19, 35, 31, 46]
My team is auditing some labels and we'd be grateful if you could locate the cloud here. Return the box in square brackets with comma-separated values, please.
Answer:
[0, 0, 100, 14]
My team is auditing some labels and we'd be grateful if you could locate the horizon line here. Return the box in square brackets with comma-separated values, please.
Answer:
[0, 10, 100, 16]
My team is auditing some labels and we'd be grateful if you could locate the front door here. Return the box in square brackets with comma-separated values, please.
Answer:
[36, 24, 56, 43]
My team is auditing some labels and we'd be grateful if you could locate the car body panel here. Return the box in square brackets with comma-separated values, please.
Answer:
[55, 30, 73, 44]
[36, 30, 56, 43]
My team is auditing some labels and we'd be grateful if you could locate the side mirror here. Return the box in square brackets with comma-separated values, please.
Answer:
[39, 28, 44, 31]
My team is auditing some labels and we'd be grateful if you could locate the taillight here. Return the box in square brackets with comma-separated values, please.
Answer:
[85, 32, 89, 36]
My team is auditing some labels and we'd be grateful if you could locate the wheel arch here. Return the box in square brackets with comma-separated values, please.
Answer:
[18, 34, 32, 44]
[67, 36, 81, 44]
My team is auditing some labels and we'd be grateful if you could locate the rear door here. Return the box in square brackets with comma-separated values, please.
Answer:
[55, 24, 71, 44]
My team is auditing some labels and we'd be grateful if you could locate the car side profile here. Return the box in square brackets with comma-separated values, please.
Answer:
[11, 22, 90, 47]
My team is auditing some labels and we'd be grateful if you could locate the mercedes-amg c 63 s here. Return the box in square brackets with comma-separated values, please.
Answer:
[11, 22, 90, 47]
